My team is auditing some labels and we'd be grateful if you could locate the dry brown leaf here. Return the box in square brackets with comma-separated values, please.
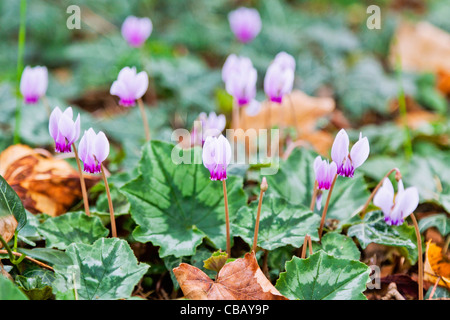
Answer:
[390, 21, 450, 75]
[173, 252, 288, 300]
[0, 215, 18, 248]
[395, 110, 440, 130]
[424, 240, 450, 288]
[0, 145, 100, 217]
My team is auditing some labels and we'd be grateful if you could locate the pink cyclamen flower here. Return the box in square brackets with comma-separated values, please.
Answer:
[121, 16, 153, 48]
[202, 135, 232, 181]
[228, 7, 262, 44]
[192, 112, 226, 146]
[110, 67, 149, 107]
[373, 178, 419, 226]
[78, 128, 110, 174]
[313, 156, 337, 190]
[331, 129, 370, 178]
[20, 66, 48, 104]
[223, 55, 257, 107]
[49, 107, 80, 153]
[264, 59, 295, 103]
[273, 51, 296, 72]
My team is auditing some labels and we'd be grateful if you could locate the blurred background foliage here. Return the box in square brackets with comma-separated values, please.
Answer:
[0, 0, 449, 170]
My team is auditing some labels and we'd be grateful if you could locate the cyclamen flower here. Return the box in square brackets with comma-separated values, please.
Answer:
[223, 55, 257, 107]
[121, 16, 153, 48]
[313, 156, 337, 190]
[110, 67, 149, 107]
[264, 59, 295, 103]
[228, 7, 262, 44]
[202, 135, 232, 181]
[373, 178, 419, 226]
[49, 107, 80, 153]
[192, 112, 226, 146]
[78, 128, 110, 174]
[273, 51, 296, 72]
[20, 66, 48, 104]
[331, 129, 370, 178]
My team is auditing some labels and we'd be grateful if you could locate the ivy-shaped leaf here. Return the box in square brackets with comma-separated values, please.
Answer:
[275, 251, 370, 300]
[0, 175, 27, 231]
[418, 214, 450, 236]
[0, 275, 28, 300]
[265, 148, 370, 224]
[53, 238, 149, 300]
[37, 211, 109, 250]
[121, 141, 247, 258]
[233, 194, 321, 250]
[347, 211, 420, 264]
[311, 232, 361, 260]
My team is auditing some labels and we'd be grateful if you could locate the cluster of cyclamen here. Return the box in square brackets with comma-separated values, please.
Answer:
[313, 129, 419, 226]
[222, 51, 296, 113]
[49, 107, 109, 174]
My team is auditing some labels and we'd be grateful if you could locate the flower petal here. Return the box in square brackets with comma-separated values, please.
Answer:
[350, 135, 370, 169]
[93, 131, 110, 163]
[49, 107, 62, 140]
[331, 129, 349, 167]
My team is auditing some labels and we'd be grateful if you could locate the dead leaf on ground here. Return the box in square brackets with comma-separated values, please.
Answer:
[0, 215, 18, 248]
[0, 145, 100, 217]
[390, 21, 450, 75]
[173, 252, 288, 300]
[424, 240, 450, 288]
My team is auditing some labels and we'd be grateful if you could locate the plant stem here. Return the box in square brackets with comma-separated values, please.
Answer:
[395, 56, 413, 160]
[101, 164, 117, 238]
[0, 235, 16, 264]
[410, 213, 423, 301]
[308, 236, 313, 255]
[361, 168, 401, 217]
[301, 235, 309, 259]
[72, 144, 90, 216]
[0, 250, 54, 271]
[137, 98, 151, 142]
[318, 174, 338, 240]
[310, 181, 319, 211]
[222, 180, 231, 258]
[252, 185, 267, 253]
[14, 0, 27, 144]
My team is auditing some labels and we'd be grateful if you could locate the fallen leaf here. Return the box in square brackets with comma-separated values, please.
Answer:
[424, 240, 450, 288]
[0, 215, 18, 248]
[173, 252, 288, 300]
[0, 145, 99, 217]
[390, 21, 450, 75]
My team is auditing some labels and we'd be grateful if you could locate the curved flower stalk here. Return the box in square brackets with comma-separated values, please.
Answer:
[110, 67, 149, 107]
[373, 177, 422, 300]
[121, 16, 153, 48]
[49, 107, 80, 153]
[331, 129, 370, 178]
[228, 7, 262, 44]
[202, 134, 232, 257]
[20, 66, 48, 104]
[192, 112, 226, 146]
[78, 128, 116, 237]
[373, 178, 419, 226]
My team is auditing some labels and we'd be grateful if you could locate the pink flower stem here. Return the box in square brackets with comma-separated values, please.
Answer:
[318, 173, 338, 241]
[410, 213, 423, 300]
[137, 98, 150, 142]
[222, 180, 231, 258]
[72, 144, 90, 216]
[101, 163, 117, 238]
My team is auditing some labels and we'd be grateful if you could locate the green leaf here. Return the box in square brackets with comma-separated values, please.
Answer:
[0, 174, 27, 231]
[16, 275, 53, 300]
[53, 238, 149, 300]
[311, 232, 360, 260]
[275, 251, 370, 300]
[121, 140, 247, 258]
[203, 250, 228, 273]
[347, 211, 420, 264]
[37, 211, 109, 250]
[418, 214, 450, 236]
[19, 248, 71, 266]
[265, 148, 370, 224]
[0, 275, 28, 300]
[233, 194, 321, 250]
